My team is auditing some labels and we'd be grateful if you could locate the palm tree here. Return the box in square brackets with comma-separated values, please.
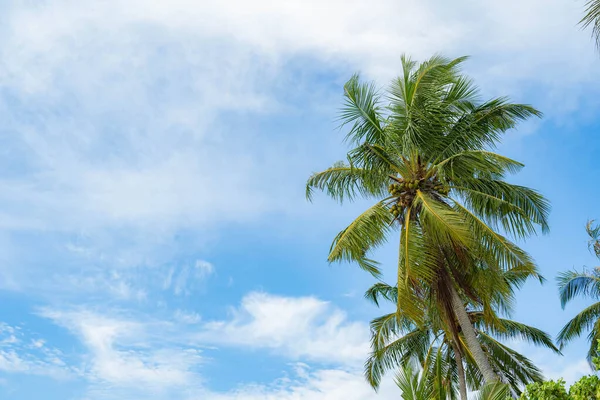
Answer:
[557, 220, 600, 363]
[581, 1, 600, 50]
[364, 283, 560, 398]
[306, 55, 550, 382]
[395, 362, 511, 400]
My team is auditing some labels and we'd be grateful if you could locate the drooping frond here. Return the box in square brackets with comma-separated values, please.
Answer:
[397, 212, 440, 324]
[347, 142, 408, 176]
[452, 200, 537, 273]
[478, 333, 545, 394]
[558, 269, 600, 308]
[581, 0, 600, 50]
[305, 161, 387, 203]
[557, 302, 600, 348]
[415, 190, 473, 249]
[365, 324, 431, 389]
[587, 219, 600, 257]
[328, 201, 394, 277]
[451, 179, 550, 238]
[435, 150, 524, 181]
[471, 314, 560, 354]
[364, 282, 398, 307]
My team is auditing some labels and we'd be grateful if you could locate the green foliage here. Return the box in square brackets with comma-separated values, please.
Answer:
[308, 54, 550, 387]
[569, 375, 600, 400]
[593, 339, 600, 370]
[581, 0, 600, 50]
[364, 282, 560, 395]
[518, 375, 600, 400]
[519, 379, 569, 400]
[557, 220, 600, 364]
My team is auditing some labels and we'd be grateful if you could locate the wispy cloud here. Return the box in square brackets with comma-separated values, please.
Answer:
[0, 323, 74, 379]
[38, 309, 204, 392]
[198, 292, 369, 365]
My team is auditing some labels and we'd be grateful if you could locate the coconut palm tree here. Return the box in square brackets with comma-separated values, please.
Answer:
[557, 220, 600, 363]
[364, 283, 560, 399]
[306, 55, 550, 383]
[395, 362, 511, 400]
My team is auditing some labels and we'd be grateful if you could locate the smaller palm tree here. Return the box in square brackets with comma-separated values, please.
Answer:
[395, 363, 511, 400]
[365, 283, 560, 397]
[557, 220, 600, 363]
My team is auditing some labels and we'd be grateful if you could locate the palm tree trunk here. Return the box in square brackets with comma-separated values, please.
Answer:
[449, 283, 498, 383]
[451, 341, 468, 400]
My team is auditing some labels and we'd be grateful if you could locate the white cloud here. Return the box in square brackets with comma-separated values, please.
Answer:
[199, 292, 369, 365]
[39, 309, 203, 389]
[0, 323, 72, 379]
[201, 365, 400, 400]
[0, 0, 596, 236]
[163, 259, 215, 296]
[174, 310, 202, 325]
[1, 1, 599, 398]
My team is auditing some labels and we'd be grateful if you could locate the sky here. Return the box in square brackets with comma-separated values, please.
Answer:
[0, 0, 600, 399]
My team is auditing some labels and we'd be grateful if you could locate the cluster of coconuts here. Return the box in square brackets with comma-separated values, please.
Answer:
[387, 178, 450, 217]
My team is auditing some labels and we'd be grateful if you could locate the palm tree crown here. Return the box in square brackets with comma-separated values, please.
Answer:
[307, 55, 550, 383]
[364, 283, 560, 397]
[557, 220, 600, 363]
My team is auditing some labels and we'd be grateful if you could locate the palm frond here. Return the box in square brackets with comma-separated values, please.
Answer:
[471, 314, 560, 354]
[581, 0, 600, 51]
[364, 282, 398, 307]
[437, 99, 541, 161]
[557, 302, 600, 347]
[395, 362, 435, 400]
[558, 269, 600, 308]
[451, 179, 550, 238]
[478, 333, 544, 394]
[305, 161, 387, 203]
[339, 74, 386, 146]
[328, 201, 394, 277]
[473, 382, 511, 400]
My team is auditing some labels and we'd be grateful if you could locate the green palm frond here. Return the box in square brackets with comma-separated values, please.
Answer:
[437, 99, 541, 161]
[365, 325, 431, 389]
[328, 201, 394, 277]
[435, 150, 524, 180]
[415, 191, 472, 249]
[478, 333, 544, 394]
[471, 314, 560, 354]
[395, 363, 435, 400]
[557, 302, 600, 347]
[581, 0, 600, 50]
[340, 74, 386, 146]
[347, 142, 408, 176]
[558, 270, 600, 308]
[451, 201, 537, 274]
[451, 179, 550, 238]
[305, 162, 387, 203]
[587, 219, 600, 258]
[473, 382, 511, 400]
[364, 282, 398, 307]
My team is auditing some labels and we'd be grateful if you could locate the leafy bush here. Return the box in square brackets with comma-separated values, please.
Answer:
[569, 375, 600, 400]
[520, 379, 569, 400]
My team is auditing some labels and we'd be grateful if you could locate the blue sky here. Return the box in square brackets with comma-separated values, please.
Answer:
[1, 0, 600, 399]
